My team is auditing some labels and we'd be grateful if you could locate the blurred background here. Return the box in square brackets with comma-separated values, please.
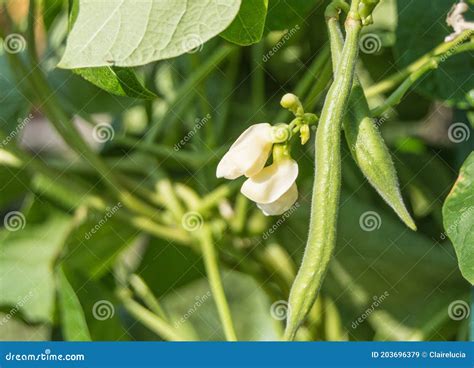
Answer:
[0, 0, 472, 341]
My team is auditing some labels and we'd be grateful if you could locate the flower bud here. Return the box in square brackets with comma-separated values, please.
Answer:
[300, 124, 310, 145]
[280, 93, 304, 116]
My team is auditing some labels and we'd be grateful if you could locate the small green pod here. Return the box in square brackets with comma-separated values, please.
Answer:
[328, 17, 416, 231]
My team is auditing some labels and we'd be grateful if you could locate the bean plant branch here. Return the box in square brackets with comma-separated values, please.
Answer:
[284, 0, 363, 341]
[366, 30, 474, 97]
[198, 225, 238, 341]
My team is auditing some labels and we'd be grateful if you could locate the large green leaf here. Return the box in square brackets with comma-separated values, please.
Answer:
[56, 267, 92, 341]
[0, 207, 73, 323]
[395, 0, 474, 108]
[443, 152, 474, 284]
[74, 67, 158, 99]
[221, 0, 268, 46]
[58, 0, 242, 68]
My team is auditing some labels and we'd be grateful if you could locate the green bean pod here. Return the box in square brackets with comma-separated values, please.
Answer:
[328, 16, 417, 231]
[284, 9, 362, 340]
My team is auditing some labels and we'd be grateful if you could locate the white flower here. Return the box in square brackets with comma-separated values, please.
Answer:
[216, 123, 273, 179]
[445, 1, 474, 42]
[241, 159, 298, 216]
[257, 183, 298, 216]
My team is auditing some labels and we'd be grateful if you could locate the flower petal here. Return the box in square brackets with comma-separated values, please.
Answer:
[216, 123, 273, 179]
[241, 159, 298, 203]
[257, 183, 298, 216]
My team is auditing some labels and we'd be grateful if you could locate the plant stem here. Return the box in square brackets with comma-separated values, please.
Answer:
[198, 225, 237, 341]
[129, 274, 168, 320]
[284, 0, 362, 341]
[113, 136, 212, 168]
[366, 30, 474, 97]
[146, 45, 235, 143]
[371, 59, 438, 116]
[303, 60, 333, 112]
[251, 41, 265, 120]
[275, 45, 330, 123]
[119, 291, 188, 341]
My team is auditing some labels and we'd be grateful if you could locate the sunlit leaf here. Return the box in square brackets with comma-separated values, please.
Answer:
[56, 267, 92, 341]
[443, 152, 474, 284]
[74, 67, 158, 99]
[58, 0, 242, 68]
[221, 0, 268, 46]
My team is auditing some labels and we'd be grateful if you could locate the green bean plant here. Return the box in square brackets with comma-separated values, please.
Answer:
[0, 0, 472, 342]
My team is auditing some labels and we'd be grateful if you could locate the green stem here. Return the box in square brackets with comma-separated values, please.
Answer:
[119, 291, 188, 341]
[366, 30, 474, 97]
[27, 0, 38, 64]
[191, 53, 214, 146]
[113, 136, 212, 168]
[284, 1, 362, 341]
[275, 46, 330, 123]
[198, 225, 237, 341]
[371, 59, 438, 116]
[146, 45, 235, 143]
[303, 60, 333, 112]
[129, 274, 168, 320]
[252, 42, 265, 120]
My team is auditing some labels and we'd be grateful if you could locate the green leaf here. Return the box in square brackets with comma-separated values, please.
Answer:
[443, 152, 474, 284]
[221, 0, 268, 46]
[58, 0, 242, 68]
[74, 67, 158, 99]
[0, 206, 73, 323]
[56, 267, 92, 341]
[395, 0, 474, 108]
